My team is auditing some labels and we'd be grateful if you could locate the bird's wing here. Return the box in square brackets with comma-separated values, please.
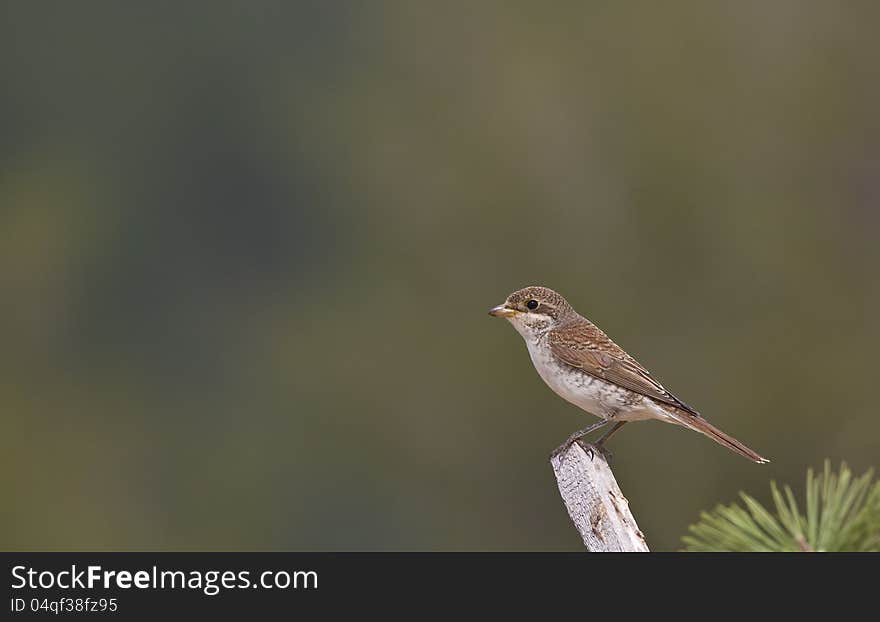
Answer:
[548, 324, 699, 415]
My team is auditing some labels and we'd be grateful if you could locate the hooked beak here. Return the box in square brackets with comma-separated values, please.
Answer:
[488, 303, 516, 318]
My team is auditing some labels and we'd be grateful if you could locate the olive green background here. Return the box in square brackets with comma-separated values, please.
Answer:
[3, 2, 878, 551]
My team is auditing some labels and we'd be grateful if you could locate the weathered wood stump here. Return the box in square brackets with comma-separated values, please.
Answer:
[550, 442, 649, 552]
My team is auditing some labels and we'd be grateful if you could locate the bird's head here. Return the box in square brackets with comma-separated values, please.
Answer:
[488, 286, 573, 339]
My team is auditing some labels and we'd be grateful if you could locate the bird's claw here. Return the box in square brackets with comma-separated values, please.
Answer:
[581, 443, 612, 464]
[553, 441, 613, 465]
[552, 438, 599, 464]
[550, 440, 573, 463]
[550, 437, 584, 463]
[551, 420, 621, 464]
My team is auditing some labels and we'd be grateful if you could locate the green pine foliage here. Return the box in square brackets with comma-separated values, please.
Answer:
[683, 461, 880, 552]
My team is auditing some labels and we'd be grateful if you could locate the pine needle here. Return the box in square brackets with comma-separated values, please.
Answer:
[683, 461, 880, 552]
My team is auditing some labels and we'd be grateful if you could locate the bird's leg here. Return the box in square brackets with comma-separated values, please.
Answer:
[550, 419, 610, 462]
[593, 421, 627, 463]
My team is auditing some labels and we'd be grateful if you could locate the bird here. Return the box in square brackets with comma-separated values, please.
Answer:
[489, 285, 768, 463]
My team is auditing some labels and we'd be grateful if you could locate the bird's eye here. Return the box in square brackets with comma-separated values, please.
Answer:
[526, 299, 539, 310]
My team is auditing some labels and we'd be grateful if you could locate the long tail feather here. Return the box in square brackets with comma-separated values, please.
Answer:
[669, 411, 769, 464]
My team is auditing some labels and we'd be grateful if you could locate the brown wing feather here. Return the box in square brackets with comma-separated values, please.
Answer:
[548, 321, 699, 416]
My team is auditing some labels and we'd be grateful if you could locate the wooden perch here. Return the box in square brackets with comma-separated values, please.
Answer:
[550, 442, 649, 552]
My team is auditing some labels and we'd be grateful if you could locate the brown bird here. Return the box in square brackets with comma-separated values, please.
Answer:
[489, 286, 768, 463]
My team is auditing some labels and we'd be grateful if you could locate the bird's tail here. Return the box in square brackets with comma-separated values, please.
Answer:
[669, 411, 769, 464]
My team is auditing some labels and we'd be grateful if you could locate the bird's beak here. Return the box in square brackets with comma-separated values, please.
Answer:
[488, 304, 516, 318]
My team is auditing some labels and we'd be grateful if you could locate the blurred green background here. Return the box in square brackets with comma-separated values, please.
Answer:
[2, 2, 878, 551]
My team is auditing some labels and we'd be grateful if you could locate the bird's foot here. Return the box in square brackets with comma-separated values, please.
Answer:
[551, 439, 610, 464]
[550, 420, 611, 464]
